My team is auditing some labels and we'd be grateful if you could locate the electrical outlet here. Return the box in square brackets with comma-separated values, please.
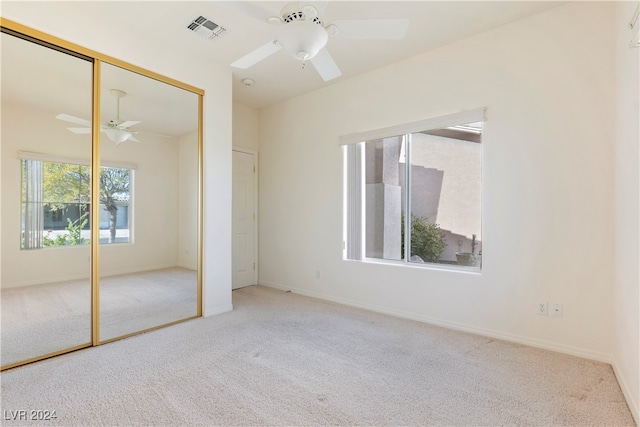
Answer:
[537, 302, 548, 316]
[551, 303, 563, 318]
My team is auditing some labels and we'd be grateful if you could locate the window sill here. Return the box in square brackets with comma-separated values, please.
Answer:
[354, 257, 482, 275]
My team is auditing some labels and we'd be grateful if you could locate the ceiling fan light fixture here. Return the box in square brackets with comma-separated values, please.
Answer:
[277, 20, 328, 61]
[106, 128, 132, 144]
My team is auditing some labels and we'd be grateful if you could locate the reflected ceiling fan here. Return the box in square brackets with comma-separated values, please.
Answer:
[229, 1, 410, 81]
[56, 89, 143, 144]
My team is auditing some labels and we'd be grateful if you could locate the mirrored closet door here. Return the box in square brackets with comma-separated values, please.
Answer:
[0, 22, 202, 370]
[1, 31, 93, 367]
[98, 63, 200, 342]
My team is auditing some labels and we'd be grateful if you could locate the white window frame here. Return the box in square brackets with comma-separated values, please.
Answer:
[341, 108, 486, 271]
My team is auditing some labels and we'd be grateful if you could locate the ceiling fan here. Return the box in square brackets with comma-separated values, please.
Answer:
[229, 1, 410, 81]
[56, 89, 142, 144]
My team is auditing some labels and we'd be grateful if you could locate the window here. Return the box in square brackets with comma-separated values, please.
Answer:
[20, 152, 134, 249]
[343, 109, 484, 270]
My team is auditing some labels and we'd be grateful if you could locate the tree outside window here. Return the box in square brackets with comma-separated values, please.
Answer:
[21, 159, 132, 249]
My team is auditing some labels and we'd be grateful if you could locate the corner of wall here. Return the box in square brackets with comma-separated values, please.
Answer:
[613, 1, 640, 423]
[203, 303, 234, 317]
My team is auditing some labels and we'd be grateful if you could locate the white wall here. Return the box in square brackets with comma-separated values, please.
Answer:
[233, 102, 260, 152]
[613, 2, 640, 422]
[259, 2, 617, 361]
[1, 5, 233, 315]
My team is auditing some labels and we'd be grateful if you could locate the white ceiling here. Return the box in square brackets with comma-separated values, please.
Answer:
[1, 32, 199, 139]
[1, 1, 565, 111]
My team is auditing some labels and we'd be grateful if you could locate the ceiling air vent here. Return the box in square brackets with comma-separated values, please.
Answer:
[187, 15, 227, 40]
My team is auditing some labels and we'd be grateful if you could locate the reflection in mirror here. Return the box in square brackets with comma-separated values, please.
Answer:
[1, 31, 93, 367]
[98, 62, 199, 342]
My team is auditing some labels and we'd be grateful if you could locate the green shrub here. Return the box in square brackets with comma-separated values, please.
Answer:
[401, 213, 446, 262]
[43, 212, 89, 247]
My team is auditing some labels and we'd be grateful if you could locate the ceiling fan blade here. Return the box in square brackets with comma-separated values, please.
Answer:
[223, 1, 276, 23]
[128, 135, 140, 143]
[310, 48, 342, 82]
[56, 113, 91, 127]
[119, 120, 141, 128]
[231, 40, 282, 69]
[332, 19, 409, 40]
[66, 127, 91, 134]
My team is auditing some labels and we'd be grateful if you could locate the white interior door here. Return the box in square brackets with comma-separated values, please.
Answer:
[232, 150, 257, 289]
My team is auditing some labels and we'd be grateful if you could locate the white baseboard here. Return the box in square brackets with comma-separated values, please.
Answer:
[612, 361, 640, 425]
[2, 273, 92, 289]
[259, 280, 613, 364]
[101, 264, 185, 278]
[203, 303, 233, 317]
[2, 263, 182, 289]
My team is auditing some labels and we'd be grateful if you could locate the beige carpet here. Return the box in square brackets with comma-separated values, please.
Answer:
[0, 285, 634, 426]
[1, 267, 197, 367]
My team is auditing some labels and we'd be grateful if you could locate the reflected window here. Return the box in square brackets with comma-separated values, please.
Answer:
[21, 157, 133, 249]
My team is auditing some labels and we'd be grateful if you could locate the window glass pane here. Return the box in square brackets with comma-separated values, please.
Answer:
[364, 136, 405, 261]
[41, 161, 90, 248]
[409, 123, 482, 267]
